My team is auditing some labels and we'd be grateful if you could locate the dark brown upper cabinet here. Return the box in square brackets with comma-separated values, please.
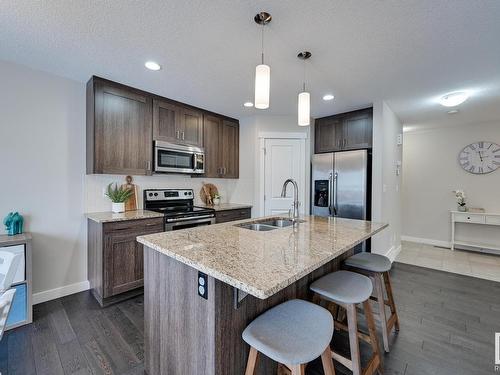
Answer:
[87, 77, 153, 175]
[203, 116, 239, 178]
[87, 76, 239, 177]
[314, 107, 373, 153]
[153, 99, 203, 147]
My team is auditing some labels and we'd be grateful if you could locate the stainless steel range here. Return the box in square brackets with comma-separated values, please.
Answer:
[143, 189, 215, 231]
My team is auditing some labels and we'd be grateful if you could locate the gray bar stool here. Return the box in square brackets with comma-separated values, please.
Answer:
[310, 271, 382, 375]
[242, 299, 336, 375]
[345, 253, 400, 352]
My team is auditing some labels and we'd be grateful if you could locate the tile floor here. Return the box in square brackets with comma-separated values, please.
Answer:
[396, 241, 500, 283]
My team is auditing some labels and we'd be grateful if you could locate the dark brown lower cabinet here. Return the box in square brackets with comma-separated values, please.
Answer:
[215, 208, 251, 223]
[88, 217, 164, 306]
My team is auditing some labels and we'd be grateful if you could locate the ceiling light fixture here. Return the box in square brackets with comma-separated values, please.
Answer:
[243, 102, 254, 107]
[145, 61, 161, 71]
[254, 12, 272, 109]
[297, 51, 312, 126]
[323, 94, 335, 101]
[439, 91, 469, 107]
[447, 109, 459, 114]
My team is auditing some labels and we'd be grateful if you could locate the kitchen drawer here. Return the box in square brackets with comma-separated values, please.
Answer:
[215, 208, 251, 224]
[485, 215, 500, 225]
[103, 217, 164, 234]
[454, 213, 485, 224]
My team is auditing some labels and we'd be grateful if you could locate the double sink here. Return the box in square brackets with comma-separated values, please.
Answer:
[236, 218, 304, 232]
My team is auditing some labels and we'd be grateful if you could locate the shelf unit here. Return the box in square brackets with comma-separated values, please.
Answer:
[0, 233, 33, 330]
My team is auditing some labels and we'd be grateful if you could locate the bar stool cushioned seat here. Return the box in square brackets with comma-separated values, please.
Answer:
[242, 299, 333, 365]
[310, 270, 373, 304]
[344, 252, 391, 273]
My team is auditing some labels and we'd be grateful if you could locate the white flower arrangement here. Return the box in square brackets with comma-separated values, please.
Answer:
[454, 190, 466, 207]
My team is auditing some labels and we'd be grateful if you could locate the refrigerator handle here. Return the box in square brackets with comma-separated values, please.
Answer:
[328, 172, 333, 216]
[333, 172, 338, 216]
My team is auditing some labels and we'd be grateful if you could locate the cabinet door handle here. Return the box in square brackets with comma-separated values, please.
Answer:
[181, 131, 185, 140]
[337, 139, 341, 148]
[146, 160, 151, 171]
[223, 167, 226, 175]
[176, 130, 180, 139]
[343, 139, 347, 147]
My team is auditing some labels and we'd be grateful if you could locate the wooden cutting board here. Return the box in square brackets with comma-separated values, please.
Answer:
[122, 175, 138, 211]
[200, 183, 218, 205]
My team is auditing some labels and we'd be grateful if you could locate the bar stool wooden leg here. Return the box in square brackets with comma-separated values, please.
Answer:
[373, 274, 390, 352]
[290, 364, 305, 375]
[346, 303, 362, 375]
[383, 271, 400, 332]
[363, 300, 383, 375]
[245, 347, 259, 375]
[321, 347, 336, 375]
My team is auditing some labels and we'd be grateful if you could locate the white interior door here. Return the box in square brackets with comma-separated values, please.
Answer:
[264, 138, 306, 216]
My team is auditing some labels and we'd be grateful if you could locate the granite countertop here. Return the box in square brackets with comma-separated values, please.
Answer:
[86, 210, 164, 223]
[137, 215, 388, 299]
[197, 203, 252, 211]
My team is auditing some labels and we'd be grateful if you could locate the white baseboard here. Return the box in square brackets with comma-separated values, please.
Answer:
[33, 280, 90, 305]
[401, 235, 450, 248]
[385, 244, 402, 263]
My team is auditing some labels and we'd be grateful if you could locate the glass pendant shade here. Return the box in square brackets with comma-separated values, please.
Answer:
[255, 64, 270, 109]
[298, 91, 310, 126]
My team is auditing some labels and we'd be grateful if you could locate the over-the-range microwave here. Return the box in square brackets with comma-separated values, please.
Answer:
[154, 141, 205, 174]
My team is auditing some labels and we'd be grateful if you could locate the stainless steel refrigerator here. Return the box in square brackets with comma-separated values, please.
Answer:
[311, 150, 369, 221]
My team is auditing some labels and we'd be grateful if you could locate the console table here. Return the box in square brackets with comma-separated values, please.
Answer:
[450, 211, 500, 254]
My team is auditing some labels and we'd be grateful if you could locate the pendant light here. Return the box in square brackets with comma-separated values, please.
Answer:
[254, 12, 272, 109]
[297, 51, 311, 126]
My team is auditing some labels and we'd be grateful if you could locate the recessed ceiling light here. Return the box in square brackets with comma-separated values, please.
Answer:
[243, 102, 254, 107]
[322, 94, 335, 101]
[447, 109, 459, 114]
[439, 92, 469, 107]
[145, 61, 161, 71]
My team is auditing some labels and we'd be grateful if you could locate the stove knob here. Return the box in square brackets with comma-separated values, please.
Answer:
[188, 191, 192, 195]
[184, 192, 188, 195]
[148, 193, 153, 197]
[154, 193, 158, 197]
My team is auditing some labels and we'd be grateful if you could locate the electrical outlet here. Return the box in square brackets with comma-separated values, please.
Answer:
[198, 272, 208, 299]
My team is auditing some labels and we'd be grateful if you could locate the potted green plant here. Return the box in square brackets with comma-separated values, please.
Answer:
[105, 183, 133, 213]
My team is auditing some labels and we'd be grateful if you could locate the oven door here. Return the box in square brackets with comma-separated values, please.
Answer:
[165, 215, 216, 231]
[155, 141, 205, 174]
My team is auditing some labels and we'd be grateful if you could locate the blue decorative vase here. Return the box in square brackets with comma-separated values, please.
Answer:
[3, 212, 24, 235]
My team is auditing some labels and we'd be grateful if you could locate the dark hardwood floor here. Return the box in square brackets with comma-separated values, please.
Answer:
[0, 262, 499, 374]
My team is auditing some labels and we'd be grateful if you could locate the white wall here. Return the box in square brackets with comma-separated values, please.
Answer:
[237, 115, 311, 216]
[86, 175, 250, 212]
[371, 101, 403, 259]
[402, 122, 500, 245]
[0, 60, 88, 302]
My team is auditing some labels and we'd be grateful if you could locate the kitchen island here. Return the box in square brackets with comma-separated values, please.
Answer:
[137, 215, 387, 375]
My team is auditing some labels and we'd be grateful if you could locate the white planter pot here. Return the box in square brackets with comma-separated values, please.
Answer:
[213, 198, 220, 205]
[112, 202, 125, 213]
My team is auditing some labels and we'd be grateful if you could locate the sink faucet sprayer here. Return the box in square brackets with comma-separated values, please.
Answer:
[281, 179, 300, 224]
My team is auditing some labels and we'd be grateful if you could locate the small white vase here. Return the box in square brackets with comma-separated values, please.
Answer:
[112, 202, 125, 213]
[458, 205, 467, 212]
[213, 197, 220, 205]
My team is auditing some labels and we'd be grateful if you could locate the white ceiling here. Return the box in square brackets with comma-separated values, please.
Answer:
[1, 0, 500, 129]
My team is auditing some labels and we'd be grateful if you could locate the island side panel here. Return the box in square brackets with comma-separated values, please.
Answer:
[214, 248, 354, 374]
[144, 246, 216, 375]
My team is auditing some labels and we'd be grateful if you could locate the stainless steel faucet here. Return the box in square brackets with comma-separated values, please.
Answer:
[281, 179, 300, 223]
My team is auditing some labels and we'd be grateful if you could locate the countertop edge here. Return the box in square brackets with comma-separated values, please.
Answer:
[137, 222, 389, 299]
[86, 210, 164, 223]
[198, 203, 253, 212]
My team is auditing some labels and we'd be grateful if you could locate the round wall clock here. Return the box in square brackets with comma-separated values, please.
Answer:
[458, 141, 500, 174]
